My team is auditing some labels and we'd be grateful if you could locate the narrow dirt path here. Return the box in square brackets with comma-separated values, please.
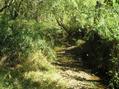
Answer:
[53, 47, 107, 89]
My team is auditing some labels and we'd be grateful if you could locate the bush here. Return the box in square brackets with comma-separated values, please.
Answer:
[79, 3, 119, 88]
[0, 18, 56, 68]
[0, 16, 66, 89]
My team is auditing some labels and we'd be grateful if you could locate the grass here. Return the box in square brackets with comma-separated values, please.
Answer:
[0, 50, 68, 89]
[23, 71, 67, 89]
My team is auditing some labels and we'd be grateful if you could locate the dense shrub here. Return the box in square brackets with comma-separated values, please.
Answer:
[0, 17, 56, 67]
[80, 3, 119, 88]
[0, 16, 67, 89]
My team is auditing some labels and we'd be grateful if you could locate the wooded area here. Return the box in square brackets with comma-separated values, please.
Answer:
[0, 0, 119, 89]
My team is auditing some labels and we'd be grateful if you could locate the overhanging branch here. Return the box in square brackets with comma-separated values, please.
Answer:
[0, 0, 13, 12]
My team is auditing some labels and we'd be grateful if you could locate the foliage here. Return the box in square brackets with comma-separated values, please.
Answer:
[0, 15, 59, 89]
[0, 0, 119, 89]
[51, 0, 119, 88]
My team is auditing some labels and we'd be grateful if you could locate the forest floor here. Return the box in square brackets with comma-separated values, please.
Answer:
[53, 46, 108, 89]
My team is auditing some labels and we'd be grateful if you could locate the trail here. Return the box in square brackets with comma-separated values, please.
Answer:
[53, 46, 107, 89]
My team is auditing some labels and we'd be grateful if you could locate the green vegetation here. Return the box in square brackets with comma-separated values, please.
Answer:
[0, 0, 119, 89]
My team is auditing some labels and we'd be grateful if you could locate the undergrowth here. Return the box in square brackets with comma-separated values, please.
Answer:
[0, 17, 67, 89]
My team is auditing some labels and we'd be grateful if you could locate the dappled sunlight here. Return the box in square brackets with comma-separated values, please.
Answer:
[0, 0, 119, 89]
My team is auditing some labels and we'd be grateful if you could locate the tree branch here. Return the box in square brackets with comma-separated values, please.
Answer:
[0, 0, 13, 12]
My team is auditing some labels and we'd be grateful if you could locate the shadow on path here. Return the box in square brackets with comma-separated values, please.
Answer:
[53, 46, 108, 89]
